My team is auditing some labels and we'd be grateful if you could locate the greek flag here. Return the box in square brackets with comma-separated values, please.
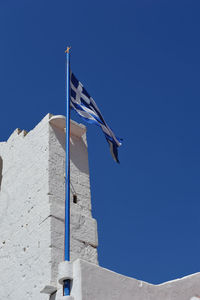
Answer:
[70, 73, 122, 163]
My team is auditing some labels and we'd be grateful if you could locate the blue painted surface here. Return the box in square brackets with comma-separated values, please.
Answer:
[64, 50, 71, 296]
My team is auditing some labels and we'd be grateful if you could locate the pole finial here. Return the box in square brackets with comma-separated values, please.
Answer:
[65, 46, 71, 53]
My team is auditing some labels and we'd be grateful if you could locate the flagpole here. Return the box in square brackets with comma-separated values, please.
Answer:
[64, 46, 71, 296]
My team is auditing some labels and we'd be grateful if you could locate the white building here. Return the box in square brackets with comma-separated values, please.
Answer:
[0, 114, 200, 300]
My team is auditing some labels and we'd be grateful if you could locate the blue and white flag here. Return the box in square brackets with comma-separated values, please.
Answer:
[70, 73, 122, 163]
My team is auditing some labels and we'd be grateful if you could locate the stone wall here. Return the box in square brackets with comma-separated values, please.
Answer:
[0, 114, 98, 300]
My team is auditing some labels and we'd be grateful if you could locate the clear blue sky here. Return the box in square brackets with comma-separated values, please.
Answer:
[1, 0, 200, 284]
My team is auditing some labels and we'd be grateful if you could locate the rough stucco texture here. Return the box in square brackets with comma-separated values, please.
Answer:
[68, 259, 200, 300]
[0, 114, 98, 300]
[1, 113, 199, 300]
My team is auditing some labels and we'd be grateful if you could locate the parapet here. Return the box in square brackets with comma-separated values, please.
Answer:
[54, 259, 200, 300]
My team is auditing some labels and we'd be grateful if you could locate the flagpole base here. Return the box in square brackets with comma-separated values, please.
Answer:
[58, 261, 73, 285]
[58, 261, 74, 297]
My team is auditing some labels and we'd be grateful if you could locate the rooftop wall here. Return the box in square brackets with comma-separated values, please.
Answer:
[55, 259, 200, 300]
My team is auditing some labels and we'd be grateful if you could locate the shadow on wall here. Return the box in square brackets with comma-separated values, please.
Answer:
[51, 126, 65, 151]
[50, 126, 89, 175]
[0, 157, 2, 191]
[49, 292, 56, 300]
[70, 135, 89, 175]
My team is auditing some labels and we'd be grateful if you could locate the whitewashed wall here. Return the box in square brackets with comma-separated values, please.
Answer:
[56, 259, 200, 300]
[1, 113, 199, 300]
[0, 114, 98, 300]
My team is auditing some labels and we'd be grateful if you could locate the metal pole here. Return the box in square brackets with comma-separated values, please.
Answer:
[64, 46, 71, 296]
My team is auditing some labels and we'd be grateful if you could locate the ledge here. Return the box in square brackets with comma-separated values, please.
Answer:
[40, 285, 57, 295]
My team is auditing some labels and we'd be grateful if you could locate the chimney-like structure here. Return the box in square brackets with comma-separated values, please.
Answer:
[0, 114, 98, 299]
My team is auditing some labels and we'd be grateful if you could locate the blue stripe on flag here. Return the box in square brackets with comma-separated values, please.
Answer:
[70, 72, 122, 163]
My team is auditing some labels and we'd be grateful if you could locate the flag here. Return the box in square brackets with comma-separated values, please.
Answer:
[70, 72, 122, 163]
